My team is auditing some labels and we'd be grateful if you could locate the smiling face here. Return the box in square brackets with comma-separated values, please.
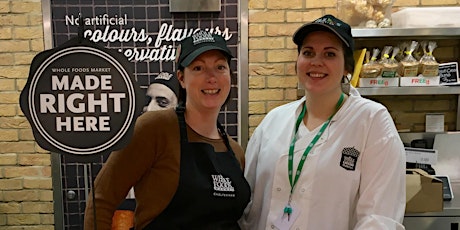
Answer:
[296, 30, 349, 96]
[177, 49, 231, 112]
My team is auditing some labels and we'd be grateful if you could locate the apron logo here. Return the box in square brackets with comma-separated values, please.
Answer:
[340, 147, 360, 171]
[211, 174, 235, 197]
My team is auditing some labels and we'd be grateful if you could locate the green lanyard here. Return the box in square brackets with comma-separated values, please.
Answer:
[284, 93, 345, 218]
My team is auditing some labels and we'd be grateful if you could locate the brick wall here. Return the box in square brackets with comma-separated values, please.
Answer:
[248, 0, 460, 136]
[0, 0, 54, 229]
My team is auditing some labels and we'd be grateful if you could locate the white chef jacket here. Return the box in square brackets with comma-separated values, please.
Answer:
[240, 87, 406, 230]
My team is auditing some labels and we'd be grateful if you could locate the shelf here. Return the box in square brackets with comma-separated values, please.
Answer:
[298, 86, 460, 97]
[357, 86, 460, 96]
[352, 27, 460, 130]
[352, 27, 460, 38]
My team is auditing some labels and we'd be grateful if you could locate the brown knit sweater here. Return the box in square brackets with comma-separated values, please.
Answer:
[84, 108, 245, 229]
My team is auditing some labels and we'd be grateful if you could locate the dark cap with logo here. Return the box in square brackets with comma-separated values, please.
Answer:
[151, 71, 180, 98]
[176, 30, 233, 68]
[293, 14, 354, 53]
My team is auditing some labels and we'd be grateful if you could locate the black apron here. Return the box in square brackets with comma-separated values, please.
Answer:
[143, 108, 250, 230]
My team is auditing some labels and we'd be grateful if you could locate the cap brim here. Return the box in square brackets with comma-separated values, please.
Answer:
[293, 23, 350, 48]
[181, 46, 233, 67]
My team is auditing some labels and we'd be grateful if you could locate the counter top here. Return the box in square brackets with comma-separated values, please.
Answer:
[405, 182, 460, 217]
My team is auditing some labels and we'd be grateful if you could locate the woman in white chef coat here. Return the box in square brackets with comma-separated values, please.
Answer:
[240, 14, 406, 230]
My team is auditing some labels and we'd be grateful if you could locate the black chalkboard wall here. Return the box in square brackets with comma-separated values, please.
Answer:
[48, 0, 239, 228]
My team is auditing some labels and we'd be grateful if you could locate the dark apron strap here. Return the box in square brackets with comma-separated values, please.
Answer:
[217, 122, 232, 152]
[175, 106, 188, 144]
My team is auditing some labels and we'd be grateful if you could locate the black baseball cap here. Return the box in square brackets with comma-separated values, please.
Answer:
[176, 30, 233, 68]
[151, 71, 180, 98]
[293, 14, 354, 53]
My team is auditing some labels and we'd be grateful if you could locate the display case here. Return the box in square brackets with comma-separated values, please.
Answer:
[352, 27, 460, 130]
[354, 28, 460, 229]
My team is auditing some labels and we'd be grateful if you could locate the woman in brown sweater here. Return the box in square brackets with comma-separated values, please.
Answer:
[84, 30, 250, 230]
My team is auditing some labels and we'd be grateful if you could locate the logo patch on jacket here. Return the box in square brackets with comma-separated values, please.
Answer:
[340, 147, 360, 171]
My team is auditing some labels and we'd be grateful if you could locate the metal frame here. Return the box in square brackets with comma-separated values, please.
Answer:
[41, 1, 65, 229]
[238, 0, 249, 149]
[353, 27, 460, 38]
[169, 0, 221, 12]
[42, 0, 250, 227]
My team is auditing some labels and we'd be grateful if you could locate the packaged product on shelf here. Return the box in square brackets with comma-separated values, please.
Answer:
[379, 46, 399, 77]
[360, 48, 382, 78]
[413, 43, 423, 61]
[399, 41, 440, 86]
[395, 41, 409, 61]
[398, 41, 419, 77]
[419, 41, 439, 77]
[417, 41, 428, 74]
[378, 46, 391, 63]
[337, 0, 393, 28]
